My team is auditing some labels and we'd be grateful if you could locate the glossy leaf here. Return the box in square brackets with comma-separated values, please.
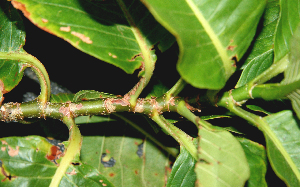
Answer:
[0, 136, 112, 187]
[236, 0, 279, 87]
[80, 125, 172, 187]
[238, 138, 267, 187]
[142, 0, 266, 89]
[274, 0, 300, 62]
[0, 1, 26, 94]
[195, 127, 250, 187]
[264, 110, 300, 186]
[12, 0, 174, 74]
[166, 146, 196, 187]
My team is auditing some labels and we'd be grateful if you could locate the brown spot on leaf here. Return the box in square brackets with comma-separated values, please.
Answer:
[227, 45, 236, 51]
[1, 147, 5, 151]
[134, 170, 138, 175]
[8, 146, 19, 157]
[11, 1, 30, 17]
[46, 145, 64, 165]
[71, 31, 93, 44]
[109, 173, 115, 177]
[231, 55, 238, 67]
[60, 26, 71, 32]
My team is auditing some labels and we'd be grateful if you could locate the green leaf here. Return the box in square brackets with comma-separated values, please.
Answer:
[238, 138, 267, 187]
[195, 127, 250, 187]
[50, 93, 74, 103]
[12, 0, 174, 74]
[60, 164, 114, 187]
[236, 0, 279, 87]
[0, 136, 112, 186]
[281, 25, 300, 119]
[0, 1, 26, 95]
[75, 115, 115, 124]
[274, 0, 300, 63]
[73, 90, 117, 102]
[80, 127, 172, 186]
[246, 105, 272, 115]
[166, 146, 196, 187]
[143, 0, 266, 89]
[264, 110, 300, 186]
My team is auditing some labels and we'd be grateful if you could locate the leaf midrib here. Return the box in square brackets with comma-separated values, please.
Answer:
[184, 0, 233, 79]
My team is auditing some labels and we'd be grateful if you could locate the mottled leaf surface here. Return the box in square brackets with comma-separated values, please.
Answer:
[0, 136, 113, 187]
[195, 127, 250, 187]
[12, 0, 174, 74]
[143, 0, 266, 89]
[80, 123, 172, 187]
[264, 111, 300, 186]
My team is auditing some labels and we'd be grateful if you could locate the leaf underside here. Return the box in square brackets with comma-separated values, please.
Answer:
[12, 0, 174, 74]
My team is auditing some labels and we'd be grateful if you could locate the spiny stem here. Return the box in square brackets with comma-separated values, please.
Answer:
[49, 117, 82, 187]
[151, 112, 197, 159]
[0, 51, 50, 103]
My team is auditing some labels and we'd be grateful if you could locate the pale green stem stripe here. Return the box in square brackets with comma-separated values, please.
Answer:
[49, 117, 82, 187]
[185, 0, 233, 78]
[0, 51, 50, 103]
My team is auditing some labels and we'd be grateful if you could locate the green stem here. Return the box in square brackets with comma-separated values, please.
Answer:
[0, 51, 50, 103]
[222, 97, 300, 180]
[113, 113, 178, 158]
[165, 78, 186, 99]
[49, 117, 82, 187]
[176, 100, 212, 129]
[116, 0, 156, 107]
[151, 112, 197, 159]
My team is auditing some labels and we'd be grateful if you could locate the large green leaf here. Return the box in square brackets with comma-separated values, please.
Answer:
[274, 0, 300, 63]
[166, 146, 196, 187]
[80, 125, 172, 187]
[264, 110, 300, 186]
[236, 0, 279, 87]
[281, 25, 300, 119]
[11, 0, 174, 74]
[195, 127, 250, 187]
[0, 136, 113, 187]
[238, 138, 267, 187]
[142, 0, 266, 89]
[0, 1, 26, 94]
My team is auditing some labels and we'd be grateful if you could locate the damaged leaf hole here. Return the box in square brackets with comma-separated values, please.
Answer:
[101, 153, 116, 168]
[0, 160, 17, 182]
[136, 141, 144, 158]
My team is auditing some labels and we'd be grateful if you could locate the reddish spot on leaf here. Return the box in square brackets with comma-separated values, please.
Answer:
[134, 170, 138, 175]
[46, 145, 64, 165]
[109, 173, 115, 177]
[105, 149, 110, 154]
[41, 18, 48, 23]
